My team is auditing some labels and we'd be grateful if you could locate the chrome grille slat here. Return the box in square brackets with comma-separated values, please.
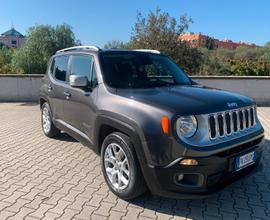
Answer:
[242, 109, 246, 130]
[223, 113, 227, 136]
[246, 108, 250, 128]
[236, 110, 240, 132]
[252, 107, 256, 126]
[214, 115, 219, 137]
[229, 112, 233, 135]
[208, 106, 256, 140]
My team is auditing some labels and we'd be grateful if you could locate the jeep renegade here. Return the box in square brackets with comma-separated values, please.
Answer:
[40, 46, 264, 199]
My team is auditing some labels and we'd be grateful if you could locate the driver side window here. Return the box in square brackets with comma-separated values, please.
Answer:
[70, 55, 93, 81]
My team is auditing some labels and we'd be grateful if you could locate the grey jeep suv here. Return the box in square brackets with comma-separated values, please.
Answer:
[40, 46, 264, 199]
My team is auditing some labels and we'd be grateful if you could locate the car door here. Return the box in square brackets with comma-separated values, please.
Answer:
[47, 55, 70, 120]
[62, 54, 98, 144]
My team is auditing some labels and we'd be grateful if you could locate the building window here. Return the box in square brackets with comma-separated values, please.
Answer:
[12, 40, 17, 45]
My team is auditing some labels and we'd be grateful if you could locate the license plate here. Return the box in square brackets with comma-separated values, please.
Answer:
[235, 151, 256, 171]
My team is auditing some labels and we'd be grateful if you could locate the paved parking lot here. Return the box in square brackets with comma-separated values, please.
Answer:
[0, 103, 269, 220]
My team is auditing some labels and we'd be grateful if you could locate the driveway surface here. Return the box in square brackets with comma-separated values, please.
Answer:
[0, 103, 269, 220]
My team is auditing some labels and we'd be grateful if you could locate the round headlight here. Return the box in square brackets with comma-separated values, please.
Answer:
[176, 115, 197, 138]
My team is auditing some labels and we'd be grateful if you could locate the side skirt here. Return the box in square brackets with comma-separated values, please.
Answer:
[54, 119, 95, 151]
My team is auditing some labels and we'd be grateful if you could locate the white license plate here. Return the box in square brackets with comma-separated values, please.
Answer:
[235, 151, 256, 171]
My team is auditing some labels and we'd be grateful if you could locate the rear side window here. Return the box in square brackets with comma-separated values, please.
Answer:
[70, 55, 93, 81]
[54, 56, 69, 82]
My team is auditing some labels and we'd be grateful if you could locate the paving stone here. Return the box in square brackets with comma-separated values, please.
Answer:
[8, 207, 35, 220]
[250, 205, 269, 219]
[48, 199, 72, 215]
[56, 208, 80, 220]
[5, 198, 31, 213]
[236, 208, 252, 220]
[93, 201, 115, 217]
[0, 201, 12, 212]
[187, 206, 204, 219]
[90, 214, 108, 220]
[24, 216, 40, 220]
[112, 199, 129, 213]
[68, 196, 89, 211]
[221, 211, 237, 220]
[0, 210, 16, 219]
[2, 191, 26, 204]
[29, 204, 54, 218]
[122, 207, 143, 220]
[108, 210, 126, 220]
[43, 211, 61, 220]
[74, 205, 97, 219]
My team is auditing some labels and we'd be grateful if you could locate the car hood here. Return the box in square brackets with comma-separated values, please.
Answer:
[115, 85, 254, 115]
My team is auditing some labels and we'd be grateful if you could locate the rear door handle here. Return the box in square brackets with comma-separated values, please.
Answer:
[64, 91, 71, 100]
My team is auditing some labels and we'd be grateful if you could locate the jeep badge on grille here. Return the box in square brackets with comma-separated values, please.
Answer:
[227, 102, 238, 107]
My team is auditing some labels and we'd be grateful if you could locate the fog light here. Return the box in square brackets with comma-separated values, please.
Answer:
[180, 159, 198, 166]
[176, 174, 184, 181]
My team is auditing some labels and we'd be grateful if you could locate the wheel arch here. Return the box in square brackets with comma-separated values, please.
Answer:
[39, 97, 47, 109]
[94, 114, 152, 167]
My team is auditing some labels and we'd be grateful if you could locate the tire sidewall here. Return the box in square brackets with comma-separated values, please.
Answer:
[41, 102, 52, 136]
[101, 133, 137, 198]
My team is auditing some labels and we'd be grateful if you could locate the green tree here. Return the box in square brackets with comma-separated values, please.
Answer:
[12, 24, 78, 74]
[261, 42, 270, 62]
[0, 47, 23, 74]
[0, 47, 13, 65]
[128, 9, 202, 74]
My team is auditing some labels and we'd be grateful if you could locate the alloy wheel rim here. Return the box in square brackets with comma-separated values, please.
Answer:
[104, 143, 130, 190]
[42, 107, 51, 134]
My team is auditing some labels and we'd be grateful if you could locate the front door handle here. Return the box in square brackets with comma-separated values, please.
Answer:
[48, 85, 53, 92]
[64, 91, 71, 100]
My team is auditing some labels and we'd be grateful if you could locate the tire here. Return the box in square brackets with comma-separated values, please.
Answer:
[41, 102, 60, 138]
[101, 132, 147, 200]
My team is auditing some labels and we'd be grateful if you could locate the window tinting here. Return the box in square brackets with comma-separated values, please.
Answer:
[100, 52, 191, 89]
[55, 56, 69, 81]
[70, 55, 93, 81]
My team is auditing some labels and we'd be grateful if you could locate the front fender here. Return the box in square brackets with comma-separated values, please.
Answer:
[93, 111, 153, 167]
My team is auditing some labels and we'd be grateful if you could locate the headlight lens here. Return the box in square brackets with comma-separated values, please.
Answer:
[176, 115, 197, 138]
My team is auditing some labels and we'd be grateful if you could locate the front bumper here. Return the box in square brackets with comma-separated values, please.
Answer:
[143, 135, 264, 199]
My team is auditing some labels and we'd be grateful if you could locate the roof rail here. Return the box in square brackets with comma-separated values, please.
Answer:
[133, 49, 161, 54]
[56, 45, 101, 53]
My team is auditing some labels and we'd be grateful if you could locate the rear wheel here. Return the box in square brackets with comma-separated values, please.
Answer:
[41, 102, 60, 138]
[101, 132, 147, 199]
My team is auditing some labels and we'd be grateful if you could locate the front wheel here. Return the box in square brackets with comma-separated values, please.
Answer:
[101, 132, 147, 199]
[41, 102, 60, 138]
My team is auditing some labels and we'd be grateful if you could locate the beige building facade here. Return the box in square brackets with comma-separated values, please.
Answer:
[0, 27, 25, 48]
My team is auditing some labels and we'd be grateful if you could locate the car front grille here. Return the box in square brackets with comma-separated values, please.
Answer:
[208, 106, 256, 140]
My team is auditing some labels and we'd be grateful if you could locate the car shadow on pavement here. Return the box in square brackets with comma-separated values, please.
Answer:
[126, 139, 269, 219]
[53, 132, 79, 143]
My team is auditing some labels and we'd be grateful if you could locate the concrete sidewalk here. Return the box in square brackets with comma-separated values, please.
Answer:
[0, 103, 269, 220]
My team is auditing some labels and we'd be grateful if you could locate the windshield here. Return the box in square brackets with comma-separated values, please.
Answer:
[100, 52, 191, 89]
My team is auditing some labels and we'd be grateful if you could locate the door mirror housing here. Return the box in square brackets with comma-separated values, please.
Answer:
[69, 75, 88, 87]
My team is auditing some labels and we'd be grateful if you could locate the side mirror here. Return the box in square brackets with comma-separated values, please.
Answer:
[69, 75, 88, 87]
